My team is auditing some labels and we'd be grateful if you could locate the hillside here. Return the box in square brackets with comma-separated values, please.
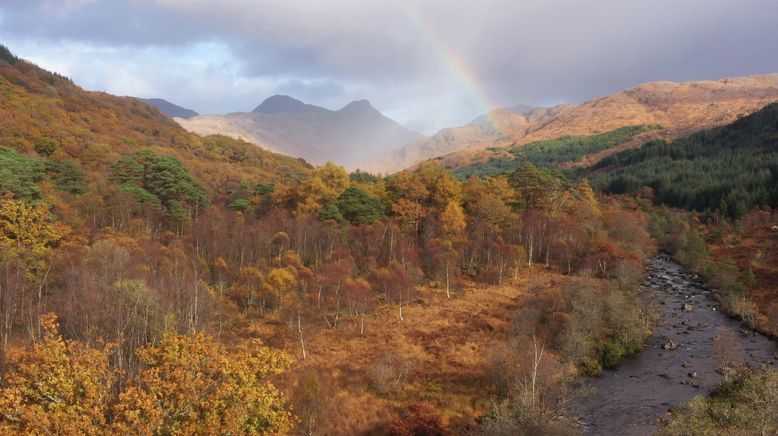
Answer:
[587, 102, 778, 218]
[0, 56, 312, 198]
[176, 95, 421, 168]
[139, 97, 199, 119]
[448, 125, 661, 180]
[380, 74, 778, 173]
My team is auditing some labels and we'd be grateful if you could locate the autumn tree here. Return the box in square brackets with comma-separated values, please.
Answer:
[294, 368, 326, 435]
[112, 333, 292, 435]
[0, 313, 113, 435]
[433, 201, 467, 297]
[34, 136, 57, 157]
[316, 257, 353, 328]
[266, 267, 297, 313]
[369, 262, 415, 320]
[0, 198, 64, 344]
[343, 277, 372, 334]
[230, 266, 266, 315]
[287, 162, 349, 216]
[386, 171, 429, 236]
[386, 163, 462, 238]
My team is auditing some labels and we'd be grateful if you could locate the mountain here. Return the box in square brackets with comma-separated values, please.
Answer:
[377, 74, 778, 173]
[139, 97, 199, 119]
[176, 96, 421, 168]
[252, 94, 328, 114]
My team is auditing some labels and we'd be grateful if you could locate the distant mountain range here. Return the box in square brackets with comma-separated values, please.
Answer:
[176, 95, 420, 168]
[139, 98, 199, 119]
[372, 74, 778, 173]
[164, 74, 778, 173]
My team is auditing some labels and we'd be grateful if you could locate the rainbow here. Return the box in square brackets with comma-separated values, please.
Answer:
[403, 2, 503, 135]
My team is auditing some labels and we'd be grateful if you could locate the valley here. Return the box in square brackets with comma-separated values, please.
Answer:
[0, 29, 777, 436]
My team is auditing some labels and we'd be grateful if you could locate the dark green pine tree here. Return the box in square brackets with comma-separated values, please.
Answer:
[336, 187, 386, 224]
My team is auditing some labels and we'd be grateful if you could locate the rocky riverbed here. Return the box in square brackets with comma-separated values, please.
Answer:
[569, 253, 778, 435]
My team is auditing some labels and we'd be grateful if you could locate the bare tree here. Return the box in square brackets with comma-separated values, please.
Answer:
[712, 327, 744, 382]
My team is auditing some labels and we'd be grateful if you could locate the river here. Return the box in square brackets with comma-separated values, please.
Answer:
[569, 253, 778, 435]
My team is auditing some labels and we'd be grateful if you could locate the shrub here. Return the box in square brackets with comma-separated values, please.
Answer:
[389, 403, 447, 436]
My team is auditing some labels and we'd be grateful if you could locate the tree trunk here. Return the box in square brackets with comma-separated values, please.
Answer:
[445, 263, 450, 299]
[298, 310, 307, 360]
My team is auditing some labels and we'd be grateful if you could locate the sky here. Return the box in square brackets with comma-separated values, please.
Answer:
[1, 0, 777, 134]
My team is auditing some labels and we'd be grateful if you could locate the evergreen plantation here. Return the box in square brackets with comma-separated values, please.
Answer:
[452, 125, 655, 179]
[588, 103, 778, 218]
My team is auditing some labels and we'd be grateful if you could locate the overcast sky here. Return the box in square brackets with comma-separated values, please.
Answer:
[1, 0, 777, 134]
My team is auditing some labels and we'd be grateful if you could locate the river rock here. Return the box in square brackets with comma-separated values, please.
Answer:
[688, 371, 698, 378]
[681, 303, 693, 312]
[682, 361, 690, 368]
[663, 340, 679, 350]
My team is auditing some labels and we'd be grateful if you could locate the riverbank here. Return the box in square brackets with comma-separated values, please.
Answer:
[570, 254, 778, 435]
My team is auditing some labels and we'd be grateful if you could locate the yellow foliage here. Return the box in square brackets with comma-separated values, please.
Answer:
[289, 162, 349, 216]
[0, 313, 113, 435]
[266, 267, 298, 309]
[112, 333, 292, 435]
[0, 315, 293, 435]
[0, 198, 61, 254]
[441, 201, 467, 237]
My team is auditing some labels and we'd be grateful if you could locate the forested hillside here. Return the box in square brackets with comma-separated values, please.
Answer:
[588, 103, 778, 218]
[450, 125, 657, 179]
[0, 48, 655, 433]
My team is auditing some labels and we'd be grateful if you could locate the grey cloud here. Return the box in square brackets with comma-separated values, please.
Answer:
[1, 0, 778, 130]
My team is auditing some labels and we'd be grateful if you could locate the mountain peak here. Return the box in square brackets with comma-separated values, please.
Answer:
[338, 99, 379, 116]
[253, 95, 328, 114]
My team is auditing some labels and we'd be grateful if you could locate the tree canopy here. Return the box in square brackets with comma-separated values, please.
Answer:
[110, 150, 210, 223]
[336, 187, 386, 224]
